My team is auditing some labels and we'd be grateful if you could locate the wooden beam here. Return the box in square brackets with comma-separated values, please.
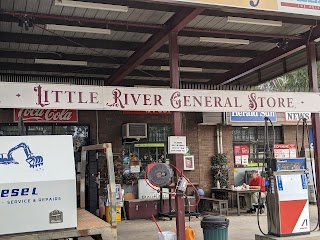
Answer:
[106, 7, 204, 85]
[0, 62, 219, 79]
[0, 73, 172, 87]
[34, 0, 318, 25]
[212, 25, 320, 85]
[0, 49, 238, 70]
[169, 31, 186, 240]
[0, 11, 302, 42]
[307, 42, 320, 228]
[0, 32, 262, 58]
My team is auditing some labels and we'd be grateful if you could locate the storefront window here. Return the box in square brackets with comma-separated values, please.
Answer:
[148, 124, 172, 142]
[232, 126, 283, 167]
[0, 124, 89, 152]
[122, 124, 172, 180]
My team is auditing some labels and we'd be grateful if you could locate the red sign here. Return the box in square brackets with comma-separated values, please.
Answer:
[14, 109, 78, 123]
[234, 145, 249, 165]
[274, 144, 297, 158]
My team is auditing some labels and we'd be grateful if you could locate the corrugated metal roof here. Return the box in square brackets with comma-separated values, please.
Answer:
[0, 0, 319, 86]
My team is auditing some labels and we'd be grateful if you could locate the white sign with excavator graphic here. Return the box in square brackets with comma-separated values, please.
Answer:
[0, 135, 77, 235]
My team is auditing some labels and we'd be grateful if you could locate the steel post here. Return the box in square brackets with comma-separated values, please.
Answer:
[307, 41, 320, 228]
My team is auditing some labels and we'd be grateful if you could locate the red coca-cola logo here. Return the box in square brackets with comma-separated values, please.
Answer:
[14, 109, 78, 123]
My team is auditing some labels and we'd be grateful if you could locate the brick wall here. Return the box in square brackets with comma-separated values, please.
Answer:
[0, 109, 13, 123]
[283, 125, 310, 149]
[222, 125, 235, 185]
[4, 109, 312, 197]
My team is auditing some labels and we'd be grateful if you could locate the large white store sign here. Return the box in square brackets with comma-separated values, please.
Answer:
[147, 0, 320, 17]
[1, 82, 320, 113]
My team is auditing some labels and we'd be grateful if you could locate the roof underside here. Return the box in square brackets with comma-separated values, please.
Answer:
[0, 0, 319, 87]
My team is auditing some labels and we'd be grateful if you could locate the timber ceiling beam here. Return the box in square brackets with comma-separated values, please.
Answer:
[0, 11, 302, 41]
[106, 7, 205, 85]
[0, 62, 218, 80]
[50, 0, 318, 25]
[0, 32, 262, 58]
[212, 25, 320, 85]
[0, 50, 238, 70]
[0, 73, 171, 87]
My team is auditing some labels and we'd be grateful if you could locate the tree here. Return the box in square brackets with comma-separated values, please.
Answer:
[258, 62, 320, 91]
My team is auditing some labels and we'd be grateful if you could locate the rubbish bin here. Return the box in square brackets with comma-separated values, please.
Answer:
[201, 215, 229, 240]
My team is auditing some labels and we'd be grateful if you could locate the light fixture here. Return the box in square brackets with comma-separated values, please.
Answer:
[160, 66, 203, 72]
[34, 59, 88, 66]
[199, 37, 250, 45]
[227, 16, 282, 27]
[54, 0, 129, 12]
[46, 24, 111, 35]
[276, 40, 289, 51]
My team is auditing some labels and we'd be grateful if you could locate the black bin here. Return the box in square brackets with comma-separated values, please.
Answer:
[201, 215, 229, 240]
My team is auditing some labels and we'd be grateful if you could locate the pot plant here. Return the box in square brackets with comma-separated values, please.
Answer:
[211, 153, 229, 189]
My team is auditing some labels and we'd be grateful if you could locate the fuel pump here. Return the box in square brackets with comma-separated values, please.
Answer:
[265, 117, 310, 237]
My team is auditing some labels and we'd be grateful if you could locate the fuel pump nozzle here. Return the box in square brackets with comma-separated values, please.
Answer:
[264, 117, 275, 183]
[297, 118, 308, 158]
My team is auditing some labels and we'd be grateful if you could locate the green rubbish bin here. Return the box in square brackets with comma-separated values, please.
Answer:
[201, 215, 229, 240]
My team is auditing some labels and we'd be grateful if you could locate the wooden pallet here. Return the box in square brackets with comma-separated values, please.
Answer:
[0, 209, 116, 240]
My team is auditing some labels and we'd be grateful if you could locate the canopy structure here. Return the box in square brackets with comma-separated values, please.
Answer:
[0, 0, 319, 87]
[1, 1, 320, 240]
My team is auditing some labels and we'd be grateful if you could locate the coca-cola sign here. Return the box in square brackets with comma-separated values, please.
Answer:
[14, 109, 78, 123]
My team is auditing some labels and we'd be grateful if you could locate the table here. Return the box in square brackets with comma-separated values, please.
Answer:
[211, 188, 260, 216]
[0, 209, 114, 240]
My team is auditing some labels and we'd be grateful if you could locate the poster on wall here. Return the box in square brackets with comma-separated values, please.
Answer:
[274, 144, 297, 158]
[234, 145, 249, 165]
[241, 145, 249, 165]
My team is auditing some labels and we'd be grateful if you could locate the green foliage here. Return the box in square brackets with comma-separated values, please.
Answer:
[122, 172, 139, 185]
[258, 63, 320, 92]
[211, 153, 229, 188]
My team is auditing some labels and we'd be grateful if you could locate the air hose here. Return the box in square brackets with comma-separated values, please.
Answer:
[257, 117, 275, 236]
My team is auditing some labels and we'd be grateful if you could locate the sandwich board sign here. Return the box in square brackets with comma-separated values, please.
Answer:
[0, 135, 77, 235]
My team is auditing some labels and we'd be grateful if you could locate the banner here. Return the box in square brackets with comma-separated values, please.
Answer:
[147, 0, 320, 17]
[1, 82, 320, 113]
[14, 109, 78, 123]
[230, 112, 277, 122]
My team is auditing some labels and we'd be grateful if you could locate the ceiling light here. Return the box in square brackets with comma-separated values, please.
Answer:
[227, 16, 282, 27]
[160, 66, 203, 72]
[199, 37, 250, 45]
[46, 24, 111, 35]
[34, 59, 88, 66]
[54, 0, 129, 12]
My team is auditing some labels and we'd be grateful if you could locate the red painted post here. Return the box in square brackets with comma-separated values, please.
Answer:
[169, 31, 186, 240]
[307, 41, 320, 228]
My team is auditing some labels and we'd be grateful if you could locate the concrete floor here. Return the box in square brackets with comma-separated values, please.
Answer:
[81, 204, 319, 240]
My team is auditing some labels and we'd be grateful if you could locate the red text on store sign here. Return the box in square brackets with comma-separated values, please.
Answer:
[14, 109, 78, 123]
[122, 111, 171, 115]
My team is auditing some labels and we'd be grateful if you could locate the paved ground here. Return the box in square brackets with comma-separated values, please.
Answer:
[81, 205, 318, 240]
